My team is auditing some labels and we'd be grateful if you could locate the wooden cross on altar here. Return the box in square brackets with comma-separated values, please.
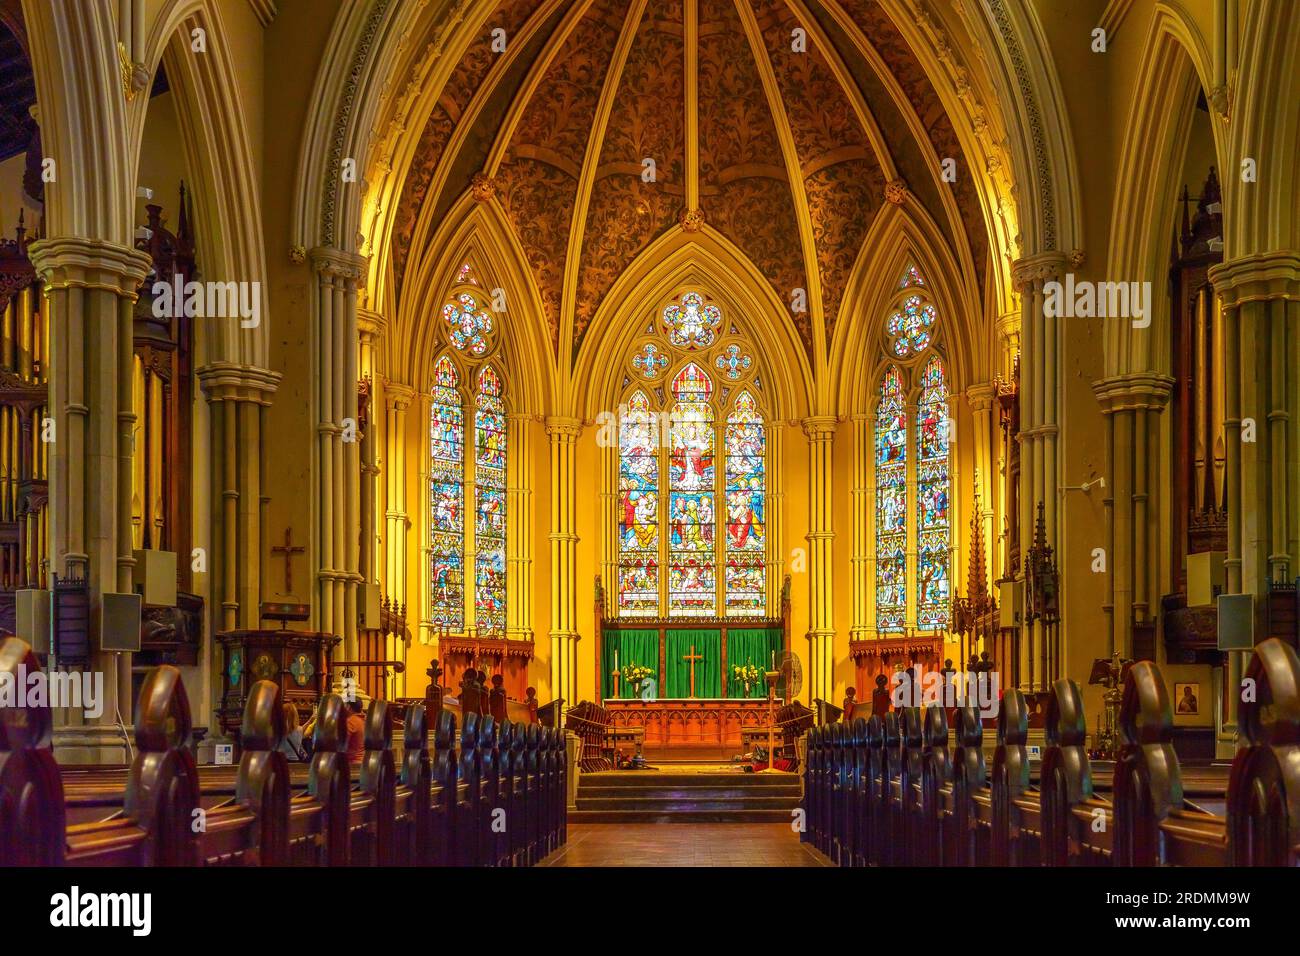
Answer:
[682, 644, 704, 698]
[272, 527, 305, 593]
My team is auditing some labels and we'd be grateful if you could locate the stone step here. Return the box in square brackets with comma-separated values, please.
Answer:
[577, 771, 798, 789]
[575, 795, 800, 811]
[568, 808, 797, 824]
[577, 785, 801, 801]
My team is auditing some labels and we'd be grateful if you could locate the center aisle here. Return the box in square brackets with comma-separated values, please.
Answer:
[539, 823, 829, 867]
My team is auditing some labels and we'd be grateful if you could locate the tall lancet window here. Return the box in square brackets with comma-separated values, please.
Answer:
[613, 290, 768, 618]
[724, 391, 765, 615]
[875, 366, 908, 632]
[430, 355, 465, 628]
[916, 355, 951, 629]
[428, 264, 507, 633]
[618, 391, 660, 617]
[474, 365, 507, 634]
[668, 363, 716, 616]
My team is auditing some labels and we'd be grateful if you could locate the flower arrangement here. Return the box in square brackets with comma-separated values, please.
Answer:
[733, 662, 761, 695]
[621, 664, 654, 689]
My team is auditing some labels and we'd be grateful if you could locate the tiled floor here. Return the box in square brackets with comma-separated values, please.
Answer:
[539, 823, 830, 867]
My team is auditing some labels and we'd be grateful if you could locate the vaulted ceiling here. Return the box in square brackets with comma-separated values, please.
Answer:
[390, 0, 988, 363]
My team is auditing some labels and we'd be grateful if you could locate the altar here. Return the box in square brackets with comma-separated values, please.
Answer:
[604, 698, 783, 760]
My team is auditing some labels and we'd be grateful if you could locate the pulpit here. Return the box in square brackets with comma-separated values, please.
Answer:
[215, 629, 339, 740]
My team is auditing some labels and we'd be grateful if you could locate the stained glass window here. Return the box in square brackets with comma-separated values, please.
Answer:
[662, 291, 722, 350]
[618, 391, 660, 616]
[474, 366, 507, 634]
[916, 356, 950, 630]
[899, 263, 924, 288]
[430, 356, 464, 628]
[886, 294, 937, 358]
[725, 391, 765, 615]
[615, 294, 768, 619]
[668, 363, 716, 616]
[442, 291, 494, 355]
[875, 366, 907, 632]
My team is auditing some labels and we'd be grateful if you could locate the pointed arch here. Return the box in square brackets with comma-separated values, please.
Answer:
[576, 228, 813, 421]
[400, 196, 556, 414]
[833, 203, 981, 414]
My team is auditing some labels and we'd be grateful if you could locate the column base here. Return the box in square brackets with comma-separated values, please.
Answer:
[53, 724, 133, 765]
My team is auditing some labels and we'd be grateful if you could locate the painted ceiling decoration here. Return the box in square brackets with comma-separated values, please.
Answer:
[392, 0, 986, 363]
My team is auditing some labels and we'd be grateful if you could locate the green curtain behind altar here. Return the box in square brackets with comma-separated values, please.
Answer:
[725, 628, 784, 698]
[601, 629, 659, 699]
[665, 629, 722, 699]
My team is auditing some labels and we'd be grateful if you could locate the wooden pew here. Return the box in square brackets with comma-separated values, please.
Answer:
[64, 665, 201, 865]
[812, 650, 1300, 868]
[0, 637, 67, 865]
[4, 648, 565, 868]
[1226, 638, 1300, 865]
[945, 706, 986, 865]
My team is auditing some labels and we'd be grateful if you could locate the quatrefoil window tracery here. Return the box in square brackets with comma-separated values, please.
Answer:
[662, 291, 722, 350]
[442, 291, 495, 356]
[886, 294, 937, 358]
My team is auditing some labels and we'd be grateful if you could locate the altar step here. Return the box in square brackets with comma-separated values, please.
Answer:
[570, 771, 802, 823]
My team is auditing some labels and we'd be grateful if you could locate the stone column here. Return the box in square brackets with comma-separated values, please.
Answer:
[310, 248, 365, 659]
[1092, 375, 1173, 657]
[1207, 252, 1300, 743]
[966, 383, 998, 591]
[384, 383, 414, 612]
[546, 416, 582, 708]
[30, 236, 150, 763]
[849, 412, 872, 640]
[197, 364, 280, 633]
[802, 415, 836, 704]
[1011, 253, 1067, 558]
[357, 310, 387, 586]
[507, 412, 534, 639]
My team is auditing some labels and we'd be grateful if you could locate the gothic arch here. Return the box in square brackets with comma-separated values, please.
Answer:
[1104, 5, 1223, 378]
[832, 203, 981, 416]
[133, 0, 275, 367]
[398, 195, 556, 416]
[573, 228, 814, 423]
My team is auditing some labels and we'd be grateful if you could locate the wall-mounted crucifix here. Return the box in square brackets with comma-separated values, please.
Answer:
[272, 527, 305, 594]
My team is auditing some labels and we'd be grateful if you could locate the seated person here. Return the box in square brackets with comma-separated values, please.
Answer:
[279, 703, 307, 761]
[345, 698, 366, 765]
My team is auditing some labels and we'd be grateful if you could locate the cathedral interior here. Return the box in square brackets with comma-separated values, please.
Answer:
[0, 0, 1299, 881]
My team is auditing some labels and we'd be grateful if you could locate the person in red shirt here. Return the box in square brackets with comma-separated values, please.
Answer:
[345, 698, 366, 766]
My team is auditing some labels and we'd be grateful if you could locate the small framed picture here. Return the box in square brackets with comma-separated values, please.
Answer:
[1174, 682, 1200, 716]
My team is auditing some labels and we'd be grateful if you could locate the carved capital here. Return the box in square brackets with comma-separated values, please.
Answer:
[966, 382, 998, 410]
[197, 362, 283, 405]
[309, 246, 367, 283]
[1091, 372, 1175, 414]
[544, 415, 583, 440]
[1208, 252, 1300, 307]
[385, 380, 416, 410]
[801, 415, 837, 441]
[27, 237, 153, 297]
[1010, 251, 1068, 293]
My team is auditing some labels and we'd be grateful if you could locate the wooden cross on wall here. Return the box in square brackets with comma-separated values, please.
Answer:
[682, 644, 704, 699]
[272, 527, 305, 594]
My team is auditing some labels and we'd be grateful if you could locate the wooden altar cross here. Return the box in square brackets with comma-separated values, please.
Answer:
[272, 527, 306, 593]
[682, 644, 704, 698]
